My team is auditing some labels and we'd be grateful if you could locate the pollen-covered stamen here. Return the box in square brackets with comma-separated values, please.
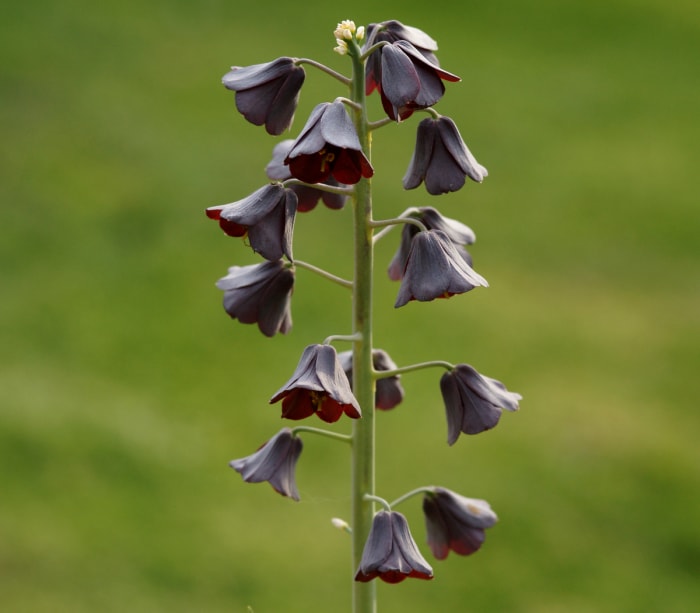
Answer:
[319, 149, 336, 173]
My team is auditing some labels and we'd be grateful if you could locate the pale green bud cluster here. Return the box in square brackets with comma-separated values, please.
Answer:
[333, 20, 365, 55]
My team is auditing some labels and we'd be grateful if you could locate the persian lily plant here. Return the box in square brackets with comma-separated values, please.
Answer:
[204, 19, 522, 613]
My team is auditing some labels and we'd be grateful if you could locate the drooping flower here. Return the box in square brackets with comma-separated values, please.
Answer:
[422, 487, 498, 559]
[284, 101, 374, 185]
[229, 428, 303, 501]
[222, 57, 305, 135]
[215, 259, 294, 337]
[388, 207, 476, 281]
[403, 116, 488, 195]
[364, 21, 442, 119]
[364, 20, 440, 66]
[206, 184, 296, 261]
[368, 40, 460, 121]
[266, 140, 347, 212]
[394, 230, 488, 308]
[270, 344, 362, 423]
[355, 510, 434, 583]
[440, 364, 521, 444]
[338, 348, 404, 410]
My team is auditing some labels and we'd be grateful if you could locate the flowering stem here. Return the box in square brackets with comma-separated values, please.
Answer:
[348, 36, 377, 613]
[291, 426, 353, 444]
[374, 360, 455, 380]
[293, 260, 354, 289]
[295, 58, 352, 86]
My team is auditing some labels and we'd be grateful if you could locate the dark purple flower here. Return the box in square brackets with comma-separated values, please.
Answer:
[355, 510, 434, 584]
[229, 428, 302, 501]
[338, 349, 404, 410]
[365, 39, 459, 122]
[440, 364, 521, 444]
[423, 487, 498, 559]
[270, 344, 362, 423]
[222, 57, 305, 135]
[388, 207, 476, 281]
[215, 259, 294, 337]
[266, 139, 347, 212]
[284, 101, 374, 185]
[403, 116, 488, 195]
[206, 184, 296, 261]
[364, 20, 440, 69]
[394, 230, 488, 308]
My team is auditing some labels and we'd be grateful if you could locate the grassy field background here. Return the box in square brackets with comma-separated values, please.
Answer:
[2, 0, 699, 611]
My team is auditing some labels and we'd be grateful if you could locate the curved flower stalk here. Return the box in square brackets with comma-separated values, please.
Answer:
[285, 100, 374, 184]
[230, 428, 303, 500]
[206, 184, 296, 261]
[422, 487, 498, 558]
[394, 230, 488, 307]
[266, 139, 348, 211]
[270, 343, 362, 423]
[222, 57, 305, 135]
[440, 364, 522, 444]
[388, 207, 476, 281]
[215, 259, 294, 337]
[355, 510, 433, 583]
[403, 116, 488, 195]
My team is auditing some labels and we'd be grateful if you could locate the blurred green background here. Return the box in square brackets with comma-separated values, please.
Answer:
[2, 0, 699, 611]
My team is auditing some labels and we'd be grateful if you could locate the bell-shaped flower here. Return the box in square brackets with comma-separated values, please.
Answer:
[388, 207, 476, 281]
[284, 101, 374, 185]
[364, 20, 440, 73]
[355, 510, 434, 583]
[270, 344, 362, 423]
[440, 364, 521, 444]
[394, 230, 488, 308]
[206, 184, 296, 261]
[266, 139, 347, 212]
[215, 259, 294, 337]
[229, 428, 302, 501]
[222, 57, 305, 135]
[365, 39, 459, 122]
[403, 116, 488, 195]
[338, 349, 404, 410]
[422, 487, 498, 559]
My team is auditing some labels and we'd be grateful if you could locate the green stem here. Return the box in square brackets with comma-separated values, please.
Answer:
[388, 486, 436, 509]
[295, 57, 352, 85]
[348, 36, 376, 613]
[374, 360, 455, 380]
[290, 426, 353, 444]
[293, 260, 354, 289]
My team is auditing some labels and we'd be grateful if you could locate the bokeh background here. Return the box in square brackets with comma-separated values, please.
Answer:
[2, 0, 699, 611]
